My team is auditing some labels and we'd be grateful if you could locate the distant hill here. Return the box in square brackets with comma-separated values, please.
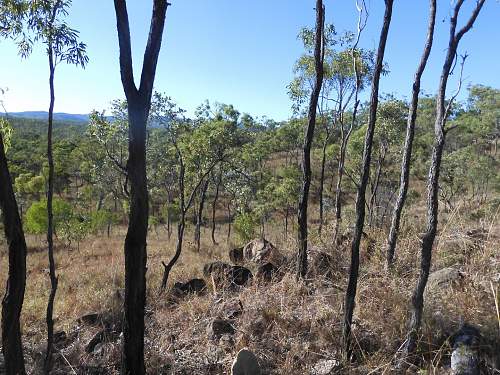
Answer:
[4, 111, 89, 123]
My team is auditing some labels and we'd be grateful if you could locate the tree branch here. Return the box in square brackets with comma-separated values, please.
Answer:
[139, 0, 169, 98]
[113, 0, 137, 99]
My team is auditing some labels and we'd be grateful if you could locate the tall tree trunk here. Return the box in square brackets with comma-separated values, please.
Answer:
[194, 178, 209, 252]
[44, 46, 58, 375]
[296, 0, 324, 279]
[318, 131, 329, 235]
[0, 133, 27, 374]
[342, 0, 393, 359]
[403, 0, 485, 357]
[211, 170, 222, 245]
[368, 143, 387, 227]
[113, 1, 168, 373]
[385, 0, 436, 268]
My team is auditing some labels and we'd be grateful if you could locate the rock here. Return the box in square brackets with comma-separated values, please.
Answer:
[85, 330, 107, 353]
[77, 312, 105, 326]
[207, 319, 235, 340]
[204, 261, 232, 276]
[172, 278, 207, 296]
[308, 248, 335, 279]
[451, 324, 480, 375]
[204, 262, 252, 290]
[427, 267, 463, 291]
[227, 266, 253, 286]
[229, 247, 244, 264]
[243, 238, 285, 265]
[222, 299, 244, 320]
[256, 262, 280, 282]
[85, 329, 120, 353]
[231, 348, 261, 375]
[311, 359, 340, 375]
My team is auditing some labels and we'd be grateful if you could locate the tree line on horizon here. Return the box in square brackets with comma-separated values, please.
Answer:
[0, 0, 497, 373]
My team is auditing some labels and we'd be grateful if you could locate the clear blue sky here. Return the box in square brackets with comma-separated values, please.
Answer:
[0, 0, 498, 120]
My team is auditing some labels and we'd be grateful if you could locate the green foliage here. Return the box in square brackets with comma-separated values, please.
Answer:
[233, 212, 259, 242]
[25, 197, 72, 234]
[0, 117, 13, 151]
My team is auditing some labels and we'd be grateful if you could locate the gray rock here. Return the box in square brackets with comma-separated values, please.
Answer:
[427, 267, 462, 291]
[207, 319, 235, 340]
[451, 324, 480, 375]
[243, 238, 285, 265]
[231, 348, 261, 375]
[311, 359, 340, 375]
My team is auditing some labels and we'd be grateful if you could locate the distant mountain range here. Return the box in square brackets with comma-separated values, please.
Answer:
[3, 111, 89, 123]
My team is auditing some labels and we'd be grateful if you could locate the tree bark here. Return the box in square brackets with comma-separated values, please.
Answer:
[296, 0, 324, 279]
[114, 1, 169, 373]
[0, 132, 27, 374]
[342, 0, 393, 359]
[44, 40, 58, 375]
[403, 0, 485, 358]
[385, 0, 436, 268]
[318, 130, 330, 235]
[211, 169, 222, 245]
[194, 177, 209, 252]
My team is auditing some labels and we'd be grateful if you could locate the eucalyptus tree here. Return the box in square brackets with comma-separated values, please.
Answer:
[385, 0, 436, 267]
[289, 24, 373, 237]
[0, 91, 27, 374]
[343, 0, 393, 359]
[153, 97, 241, 289]
[1, 1, 88, 371]
[113, 0, 169, 373]
[403, 0, 486, 357]
[296, 0, 324, 279]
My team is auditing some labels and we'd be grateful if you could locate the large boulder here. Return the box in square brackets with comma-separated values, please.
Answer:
[229, 246, 244, 264]
[308, 247, 336, 279]
[427, 267, 463, 292]
[243, 238, 285, 265]
[256, 262, 281, 282]
[451, 324, 480, 375]
[204, 262, 253, 290]
[231, 348, 261, 375]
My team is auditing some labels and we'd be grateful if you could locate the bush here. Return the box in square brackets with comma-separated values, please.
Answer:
[233, 212, 258, 242]
[25, 198, 73, 234]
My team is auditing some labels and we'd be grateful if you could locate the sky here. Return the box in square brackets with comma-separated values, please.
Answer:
[0, 0, 499, 121]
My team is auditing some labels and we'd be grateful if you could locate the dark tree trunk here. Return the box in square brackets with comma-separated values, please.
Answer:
[385, 0, 436, 268]
[403, 0, 485, 358]
[211, 170, 222, 245]
[44, 44, 58, 375]
[318, 131, 329, 235]
[342, 0, 393, 359]
[161, 218, 185, 291]
[113, 1, 169, 373]
[0, 133, 27, 374]
[194, 178, 209, 252]
[296, 0, 324, 279]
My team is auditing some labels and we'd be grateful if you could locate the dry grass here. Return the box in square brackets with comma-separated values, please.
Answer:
[0, 201, 499, 374]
